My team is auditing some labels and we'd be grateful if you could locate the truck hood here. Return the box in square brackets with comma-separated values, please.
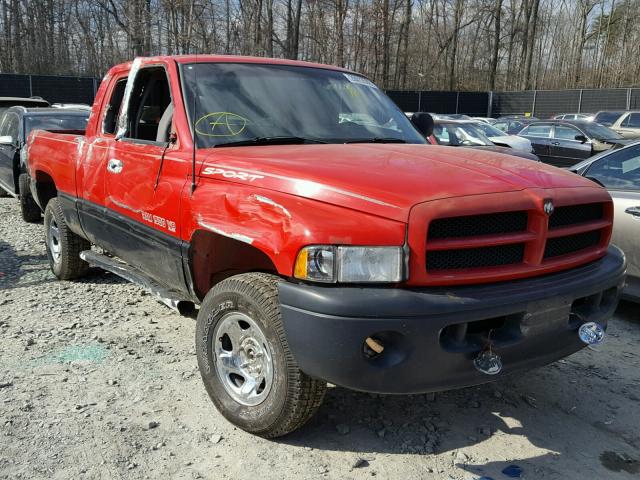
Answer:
[200, 144, 600, 222]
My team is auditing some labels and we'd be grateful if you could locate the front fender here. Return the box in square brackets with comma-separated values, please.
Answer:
[183, 179, 407, 277]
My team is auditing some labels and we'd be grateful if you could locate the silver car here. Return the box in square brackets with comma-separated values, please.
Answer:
[572, 142, 640, 301]
[593, 111, 640, 139]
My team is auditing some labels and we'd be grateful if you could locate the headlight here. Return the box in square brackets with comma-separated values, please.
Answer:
[294, 246, 404, 283]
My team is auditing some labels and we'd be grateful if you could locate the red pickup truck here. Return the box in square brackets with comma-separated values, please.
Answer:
[26, 55, 625, 438]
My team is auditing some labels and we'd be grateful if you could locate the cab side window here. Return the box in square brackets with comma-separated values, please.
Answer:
[586, 145, 640, 191]
[103, 79, 127, 135]
[124, 67, 172, 143]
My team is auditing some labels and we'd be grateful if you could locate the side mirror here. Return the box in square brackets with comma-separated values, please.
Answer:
[575, 134, 587, 143]
[0, 135, 14, 146]
[410, 112, 434, 137]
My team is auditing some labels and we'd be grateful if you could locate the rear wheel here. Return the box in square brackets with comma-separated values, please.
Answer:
[44, 198, 90, 280]
[18, 174, 41, 222]
[196, 273, 326, 438]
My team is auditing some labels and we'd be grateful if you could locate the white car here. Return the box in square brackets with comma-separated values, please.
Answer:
[472, 121, 533, 153]
[471, 117, 496, 124]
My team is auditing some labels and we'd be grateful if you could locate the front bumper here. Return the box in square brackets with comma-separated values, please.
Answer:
[278, 246, 626, 394]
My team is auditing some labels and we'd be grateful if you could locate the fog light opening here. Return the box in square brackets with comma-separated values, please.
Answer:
[363, 336, 385, 359]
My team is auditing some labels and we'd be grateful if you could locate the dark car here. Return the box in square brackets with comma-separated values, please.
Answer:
[518, 120, 630, 168]
[571, 141, 640, 301]
[0, 107, 89, 220]
[431, 119, 540, 161]
[0, 96, 50, 116]
[492, 117, 539, 135]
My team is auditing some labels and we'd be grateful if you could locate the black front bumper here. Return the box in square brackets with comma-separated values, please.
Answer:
[278, 246, 626, 394]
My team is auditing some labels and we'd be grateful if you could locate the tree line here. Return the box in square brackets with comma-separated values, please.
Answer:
[0, 0, 638, 91]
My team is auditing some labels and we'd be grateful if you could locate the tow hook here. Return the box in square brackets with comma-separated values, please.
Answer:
[578, 322, 606, 346]
[473, 331, 503, 376]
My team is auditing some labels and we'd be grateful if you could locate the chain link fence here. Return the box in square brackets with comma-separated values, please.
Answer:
[387, 88, 640, 118]
[1, 74, 638, 117]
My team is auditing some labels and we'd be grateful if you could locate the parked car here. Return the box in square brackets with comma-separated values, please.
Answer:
[472, 117, 496, 124]
[431, 119, 539, 160]
[552, 113, 594, 121]
[0, 107, 89, 220]
[492, 117, 539, 135]
[472, 120, 533, 152]
[571, 141, 640, 301]
[26, 55, 624, 438]
[593, 111, 640, 139]
[518, 120, 630, 168]
[51, 103, 92, 111]
[0, 96, 50, 116]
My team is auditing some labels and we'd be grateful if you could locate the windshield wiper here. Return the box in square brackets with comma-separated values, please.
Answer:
[343, 137, 407, 144]
[214, 136, 328, 148]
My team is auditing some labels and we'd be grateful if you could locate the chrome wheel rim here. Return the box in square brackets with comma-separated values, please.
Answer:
[213, 312, 274, 406]
[49, 218, 61, 263]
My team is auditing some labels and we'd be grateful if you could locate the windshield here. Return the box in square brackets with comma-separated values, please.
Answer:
[473, 122, 506, 137]
[579, 122, 623, 140]
[25, 114, 88, 137]
[594, 111, 623, 127]
[433, 122, 493, 146]
[182, 63, 425, 148]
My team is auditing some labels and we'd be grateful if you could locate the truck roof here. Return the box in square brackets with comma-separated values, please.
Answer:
[107, 54, 355, 76]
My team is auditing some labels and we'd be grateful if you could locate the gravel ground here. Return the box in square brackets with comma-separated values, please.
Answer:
[1, 196, 639, 480]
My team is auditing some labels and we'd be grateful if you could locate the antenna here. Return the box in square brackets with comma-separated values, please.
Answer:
[190, 50, 198, 195]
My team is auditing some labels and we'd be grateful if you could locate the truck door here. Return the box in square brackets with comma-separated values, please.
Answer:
[103, 63, 190, 293]
[78, 74, 128, 244]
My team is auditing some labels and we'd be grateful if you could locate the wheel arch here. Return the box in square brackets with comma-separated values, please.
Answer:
[33, 170, 58, 211]
[188, 229, 281, 301]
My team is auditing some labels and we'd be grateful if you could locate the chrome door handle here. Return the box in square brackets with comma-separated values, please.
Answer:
[551, 141, 561, 146]
[107, 158, 123, 174]
[625, 206, 640, 217]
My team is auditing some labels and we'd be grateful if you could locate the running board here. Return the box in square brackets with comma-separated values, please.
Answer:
[80, 250, 195, 315]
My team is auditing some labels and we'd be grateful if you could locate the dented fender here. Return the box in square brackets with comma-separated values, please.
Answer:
[182, 178, 407, 276]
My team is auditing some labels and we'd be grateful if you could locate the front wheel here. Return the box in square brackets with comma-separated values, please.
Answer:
[196, 273, 326, 438]
[44, 198, 90, 280]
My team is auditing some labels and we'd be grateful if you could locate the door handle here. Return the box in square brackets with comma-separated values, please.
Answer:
[107, 158, 123, 174]
[551, 141, 561, 146]
[625, 206, 640, 217]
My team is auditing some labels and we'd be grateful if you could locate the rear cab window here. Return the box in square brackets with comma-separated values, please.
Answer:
[102, 78, 128, 135]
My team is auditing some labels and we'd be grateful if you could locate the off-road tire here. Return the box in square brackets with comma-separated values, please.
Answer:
[196, 273, 326, 438]
[19, 174, 41, 222]
[44, 197, 90, 280]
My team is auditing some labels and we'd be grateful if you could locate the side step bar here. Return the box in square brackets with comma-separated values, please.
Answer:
[80, 250, 195, 315]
